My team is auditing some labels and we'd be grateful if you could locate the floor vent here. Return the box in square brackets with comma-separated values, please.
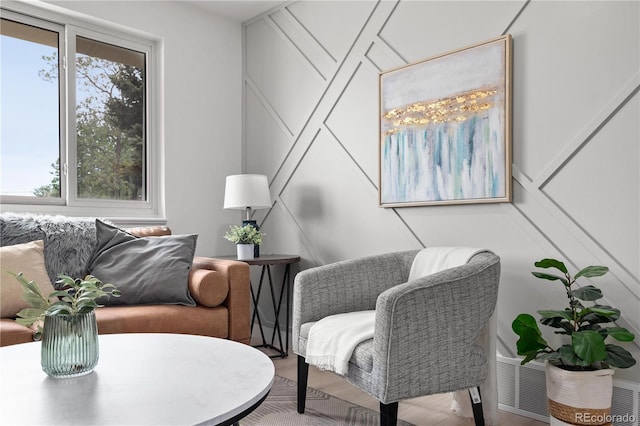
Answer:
[497, 356, 640, 425]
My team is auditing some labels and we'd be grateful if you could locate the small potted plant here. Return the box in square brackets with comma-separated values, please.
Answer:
[224, 224, 264, 260]
[512, 259, 636, 424]
[11, 272, 120, 378]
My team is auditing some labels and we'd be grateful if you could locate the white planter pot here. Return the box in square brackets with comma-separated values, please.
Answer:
[546, 362, 614, 426]
[236, 244, 255, 260]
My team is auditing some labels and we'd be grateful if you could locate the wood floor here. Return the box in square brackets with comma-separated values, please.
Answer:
[257, 343, 547, 426]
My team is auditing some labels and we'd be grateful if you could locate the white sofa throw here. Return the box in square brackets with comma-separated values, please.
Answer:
[305, 310, 375, 376]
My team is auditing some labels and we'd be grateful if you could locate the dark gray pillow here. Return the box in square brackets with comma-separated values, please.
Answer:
[88, 219, 197, 306]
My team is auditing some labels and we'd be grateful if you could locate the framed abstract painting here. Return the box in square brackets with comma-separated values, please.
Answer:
[379, 35, 512, 207]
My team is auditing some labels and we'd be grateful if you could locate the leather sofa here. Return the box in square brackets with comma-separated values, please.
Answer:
[0, 217, 251, 347]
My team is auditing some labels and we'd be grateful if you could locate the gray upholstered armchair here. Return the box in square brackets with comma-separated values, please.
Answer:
[292, 250, 500, 426]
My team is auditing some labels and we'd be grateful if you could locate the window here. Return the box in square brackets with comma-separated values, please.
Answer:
[0, 6, 160, 218]
[73, 36, 146, 201]
[1, 16, 61, 199]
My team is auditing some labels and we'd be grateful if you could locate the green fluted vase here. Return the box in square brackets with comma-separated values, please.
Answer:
[41, 310, 99, 378]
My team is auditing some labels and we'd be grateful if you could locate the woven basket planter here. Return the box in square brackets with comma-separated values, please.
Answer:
[546, 362, 614, 426]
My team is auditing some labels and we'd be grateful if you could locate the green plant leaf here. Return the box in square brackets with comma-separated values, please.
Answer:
[540, 317, 574, 335]
[575, 266, 608, 279]
[512, 313, 540, 334]
[56, 274, 75, 286]
[538, 310, 573, 322]
[48, 290, 72, 299]
[537, 351, 562, 362]
[22, 279, 43, 296]
[512, 314, 548, 356]
[605, 344, 637, 369]
[534, 258, 568, 273]
[21, 292, 49, 310]
[605, 327, 635, 342]
[16, 307, 45, 317]
[557, 344, 592, 367]
[581, 323, 602, 332]
[46, 302, 73, 315]
[519, 351, 540, 365]
[572, 330, 606, 364]
[531, 271, 567, 283]
[585, 306, 619, 318]
[581, 305, 620, 324]
[15, 317, 35, 327]
[569, 285, 602, 301]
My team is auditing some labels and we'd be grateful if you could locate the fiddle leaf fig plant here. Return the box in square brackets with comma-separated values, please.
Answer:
[512, 258, 636, 370]
[224, 224, 264, 245]
[10, 272, 120, 339]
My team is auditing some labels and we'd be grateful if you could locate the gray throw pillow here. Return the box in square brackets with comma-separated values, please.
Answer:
[88, 219, 197, 306]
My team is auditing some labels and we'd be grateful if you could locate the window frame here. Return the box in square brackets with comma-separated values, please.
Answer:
[0, 2, 164, 223]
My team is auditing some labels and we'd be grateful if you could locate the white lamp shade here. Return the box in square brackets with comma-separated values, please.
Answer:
[223, 174, 272, 210]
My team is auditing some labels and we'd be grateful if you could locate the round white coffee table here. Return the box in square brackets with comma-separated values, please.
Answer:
[0, 333, 274, 425]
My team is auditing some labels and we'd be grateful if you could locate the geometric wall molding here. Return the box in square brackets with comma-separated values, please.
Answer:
[244, 0, 640, 384]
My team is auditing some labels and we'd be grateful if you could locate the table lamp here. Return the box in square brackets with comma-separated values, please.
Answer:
[223, 174, 272, 257]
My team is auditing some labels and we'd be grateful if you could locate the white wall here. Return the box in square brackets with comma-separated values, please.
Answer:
[243, 0, 640, 381]
[32, 0, 247, 257]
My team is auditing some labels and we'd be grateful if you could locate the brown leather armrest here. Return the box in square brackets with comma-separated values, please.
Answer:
[188, 268, 228, 307]
[126, 226, 172, 237]
[192, 256, 251, 344]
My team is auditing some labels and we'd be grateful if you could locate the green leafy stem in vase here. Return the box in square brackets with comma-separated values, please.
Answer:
[512, 258, 636, 370]
[10, 272, 120, 339]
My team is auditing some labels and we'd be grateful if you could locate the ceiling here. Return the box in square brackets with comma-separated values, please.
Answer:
[182, 0, 282, 22]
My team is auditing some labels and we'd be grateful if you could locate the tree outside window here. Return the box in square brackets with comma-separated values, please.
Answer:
[1, 14, 148, 204]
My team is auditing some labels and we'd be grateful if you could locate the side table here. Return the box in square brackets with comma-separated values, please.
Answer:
[217, 254, 300, 358]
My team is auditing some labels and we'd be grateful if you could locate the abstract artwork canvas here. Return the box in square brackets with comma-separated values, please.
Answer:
[379, 35, 512, 207]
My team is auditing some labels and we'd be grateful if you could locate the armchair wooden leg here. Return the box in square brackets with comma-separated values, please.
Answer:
[468, 387, 485, 426]
[297, 355, 309, 414]
[380, 401, 398, 426]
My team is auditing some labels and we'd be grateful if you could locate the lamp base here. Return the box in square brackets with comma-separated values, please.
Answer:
[242, 219, 260, 257]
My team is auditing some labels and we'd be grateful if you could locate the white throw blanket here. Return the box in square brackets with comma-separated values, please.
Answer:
[408, 246, 490, 280]
[409, 247, 498, 426]
[305, 310, 375, 376]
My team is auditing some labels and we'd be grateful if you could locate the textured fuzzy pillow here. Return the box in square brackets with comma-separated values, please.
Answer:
[0, 213, 106, 287]
[0, 240, 56, 318]
[88, 220, 197, 306]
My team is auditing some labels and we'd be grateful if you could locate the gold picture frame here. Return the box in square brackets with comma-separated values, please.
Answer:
[379, 35, 513, 207]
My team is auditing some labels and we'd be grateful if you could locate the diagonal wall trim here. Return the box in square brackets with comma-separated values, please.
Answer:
[244, 77, 295, 138]
[324, 120, 377, 188]
[502, 0, 530, 36]
[536, 73, 640, 189]
[373, 0, 405, 62]
[392, 207, 426, 248]
[273, 127, 335, 267]
[284, 4, 336, 63]
[365, 36, 407, 72]
[266, 0, 402, 198]
[512, 165, 640, 343]
[270, 197, 323, 268]
[268, 9, 334, 80]
[244, 0, 640, 387]
[510, 172, 576, 264]
[320, 60, 381, 189]
[543, 185, 640, 288]
[275, 126, 322, 202]
[515, 164, 640, 289]
[263, 15, 327, 83]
